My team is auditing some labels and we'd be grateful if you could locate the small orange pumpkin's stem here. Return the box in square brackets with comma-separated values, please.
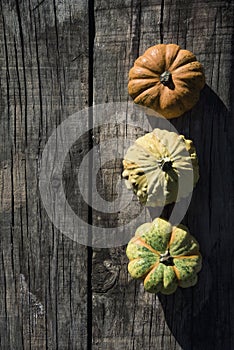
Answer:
[160, 71, 172, 86]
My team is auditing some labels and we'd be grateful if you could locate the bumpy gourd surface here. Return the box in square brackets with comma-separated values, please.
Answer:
[122, 128, 199, 207]
[126, 218, 202, 294]
[128, 43, 205, 119]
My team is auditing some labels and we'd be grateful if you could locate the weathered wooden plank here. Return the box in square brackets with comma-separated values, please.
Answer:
[92, 0, 234, 349]
[158, 1, 234, 349]
[1, 0, 234, 349]
[0, 0, 89, 348]
[91, 1, 181, 349]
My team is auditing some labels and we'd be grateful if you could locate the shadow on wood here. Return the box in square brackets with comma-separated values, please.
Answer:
[149, 85, 234, 350]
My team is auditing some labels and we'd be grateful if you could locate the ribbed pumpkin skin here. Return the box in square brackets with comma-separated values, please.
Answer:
[126, 218, 202, 295]
[128, 44, 205, 119]
[122, 128, 199, 207]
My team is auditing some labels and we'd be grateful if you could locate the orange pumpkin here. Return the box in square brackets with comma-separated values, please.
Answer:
[128, 44, 205, 119]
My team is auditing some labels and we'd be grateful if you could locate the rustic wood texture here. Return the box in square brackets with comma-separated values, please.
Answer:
[92, 1, 234, 350]
[0, 0, 234, 349]
[0, 0, 89, 349]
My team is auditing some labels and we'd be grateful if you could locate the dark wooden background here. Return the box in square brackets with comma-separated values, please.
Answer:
[0, 0, 234, 349]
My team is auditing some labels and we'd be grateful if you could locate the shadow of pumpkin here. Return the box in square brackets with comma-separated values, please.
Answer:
[146, 84, 234, 349]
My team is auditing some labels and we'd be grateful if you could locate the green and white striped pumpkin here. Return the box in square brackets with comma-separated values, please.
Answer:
[126, 217, 202, 294]
[122, 128, 199, 207]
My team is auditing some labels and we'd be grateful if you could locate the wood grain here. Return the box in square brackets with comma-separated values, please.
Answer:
[0, 0, 234, 349]
[0, 0, 89, 348]
[91, 0, 234, 349]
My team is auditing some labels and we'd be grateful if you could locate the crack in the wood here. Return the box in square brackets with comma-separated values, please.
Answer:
[15, 0, 28, 146]
[53, 0, 60, 55]
[13, 39, 23, 129]
[10, 148, 15, 274]
[135, 0, 142, 58]
[160, 0, 164, 44]
[34, 20, 43, 152]
[129, 0, 142, 60]
[148, 296, 154, 349]
[1, 3, 11, 140]
[87, 0, 95, 349]
[32, 0, 46, 12]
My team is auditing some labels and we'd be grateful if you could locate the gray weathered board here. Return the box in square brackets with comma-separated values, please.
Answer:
[0, 0, 234, 349]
